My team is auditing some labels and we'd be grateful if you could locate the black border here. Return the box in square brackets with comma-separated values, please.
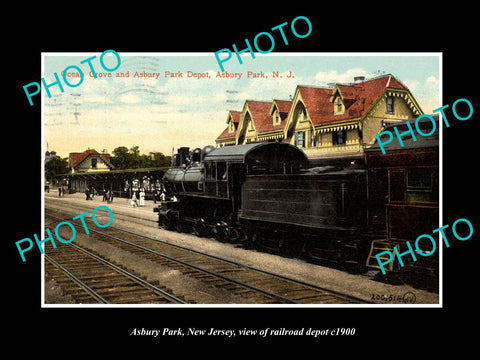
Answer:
[7, 6, 478, 350]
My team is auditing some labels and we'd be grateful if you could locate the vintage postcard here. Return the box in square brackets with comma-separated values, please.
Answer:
[41, 53, 442, 308]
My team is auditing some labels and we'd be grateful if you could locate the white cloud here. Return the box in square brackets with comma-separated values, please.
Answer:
[403, 79, 420, 90]
[120, 94, 142, 104]
[314, 68, 373, 86]
[426, 75, 439, 88]
[405, 76, 440, 113]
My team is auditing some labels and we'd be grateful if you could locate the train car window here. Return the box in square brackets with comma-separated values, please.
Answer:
[216, 161, 227, 180]
[407, 168, 433, 203]
[205, 162, 215, 180]
[407, 168, 432, 188]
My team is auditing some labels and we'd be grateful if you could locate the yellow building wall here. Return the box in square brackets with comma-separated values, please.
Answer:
[74, 157, 111, 172]
[244, 117, 258, 143]
[362, 92, 419, 145]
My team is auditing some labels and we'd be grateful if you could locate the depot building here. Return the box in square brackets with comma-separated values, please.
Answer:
[215, 74, 423, 166]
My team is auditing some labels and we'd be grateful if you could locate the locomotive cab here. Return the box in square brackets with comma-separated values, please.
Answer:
[202, 142, 308, 199]
[156, 142, 308, 235]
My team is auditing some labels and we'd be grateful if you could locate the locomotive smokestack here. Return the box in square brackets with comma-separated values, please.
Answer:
[178, 147, 190, 167]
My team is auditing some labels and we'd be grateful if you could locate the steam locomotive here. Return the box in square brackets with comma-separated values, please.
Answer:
[154, 142, 369, 269]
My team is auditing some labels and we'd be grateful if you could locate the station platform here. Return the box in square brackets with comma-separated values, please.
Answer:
[45, 187, 159, 222]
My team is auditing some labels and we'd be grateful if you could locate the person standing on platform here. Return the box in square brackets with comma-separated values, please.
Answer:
[131, 191, 138, 207]
[139, 188, 145, 207]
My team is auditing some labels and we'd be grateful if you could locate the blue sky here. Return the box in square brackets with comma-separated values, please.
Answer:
[43, 52, 441, 157]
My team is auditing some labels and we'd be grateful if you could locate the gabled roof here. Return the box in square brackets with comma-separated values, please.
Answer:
[243, 100, 272, 132]
[70, 149, 114, 169]
[244, 100, 290, 134]
[270, 99, 292, 117]
[216, 110, 242, 141]
[296, 74, 414, 126]
[215, 74, 422, 145]
[295, 86, 333, 125]
[227, 110, 241, 125]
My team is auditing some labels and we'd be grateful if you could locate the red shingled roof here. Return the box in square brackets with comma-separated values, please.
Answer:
[227, 110, 241, 125]
[216, 127, 235, 140]
[216, 111, 241, 140]
[70, 149, 113, 169]
[273, 99, 293, 116]
[244, 101, 273, 133]
[299, 74, 408, 125]
[215, 74, 412, 143]
[296, 86, 333, 125]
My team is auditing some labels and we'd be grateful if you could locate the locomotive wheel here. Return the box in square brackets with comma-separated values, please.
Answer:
[179, 220, 195, 234]
[192, 223, 206, 237]
[159, 215, 174, 231]
[225, 226, 241, 243]
[213, 225, 228, 243]
[236, 228, 248, 244]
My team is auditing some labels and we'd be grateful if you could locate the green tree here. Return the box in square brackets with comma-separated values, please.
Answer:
[111, 146, 170, 169]
[111, 146, 132, 169]
[150, 152, 172, 167]
[45, 156, 70, 183]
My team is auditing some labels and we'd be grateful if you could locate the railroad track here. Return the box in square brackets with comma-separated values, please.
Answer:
[45, 207, 372, 305]
[45, 196, 158, 226]
[44, 240, 186, 304]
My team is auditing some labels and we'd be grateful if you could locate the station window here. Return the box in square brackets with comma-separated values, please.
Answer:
[296, 131, 305, 148]
[386, 96, 395, 114]
[332, 130, 347, 145]
[91, 158, 97, 168]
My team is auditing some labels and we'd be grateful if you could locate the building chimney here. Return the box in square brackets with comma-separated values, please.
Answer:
[354, 76, 365, 83]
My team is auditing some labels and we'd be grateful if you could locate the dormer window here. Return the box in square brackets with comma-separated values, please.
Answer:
[299, 108, 307, 122]
[334, 96, 345, 115]
[386, 96, 395, 114]
[270, 107, 280, 126]
[248, 118, 254, 131]
[273, 110, 281, 126]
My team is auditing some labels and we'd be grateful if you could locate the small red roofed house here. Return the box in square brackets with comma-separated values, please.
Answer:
[69, 149, 114, 173]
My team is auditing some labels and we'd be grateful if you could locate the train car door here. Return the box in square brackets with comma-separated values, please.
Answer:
[204, 161, 229, 199]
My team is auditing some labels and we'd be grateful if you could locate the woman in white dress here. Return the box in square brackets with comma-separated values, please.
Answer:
[131, 192, 138, 207]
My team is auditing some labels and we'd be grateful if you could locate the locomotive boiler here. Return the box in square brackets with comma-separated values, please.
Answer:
[155, 142, 369, 269]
